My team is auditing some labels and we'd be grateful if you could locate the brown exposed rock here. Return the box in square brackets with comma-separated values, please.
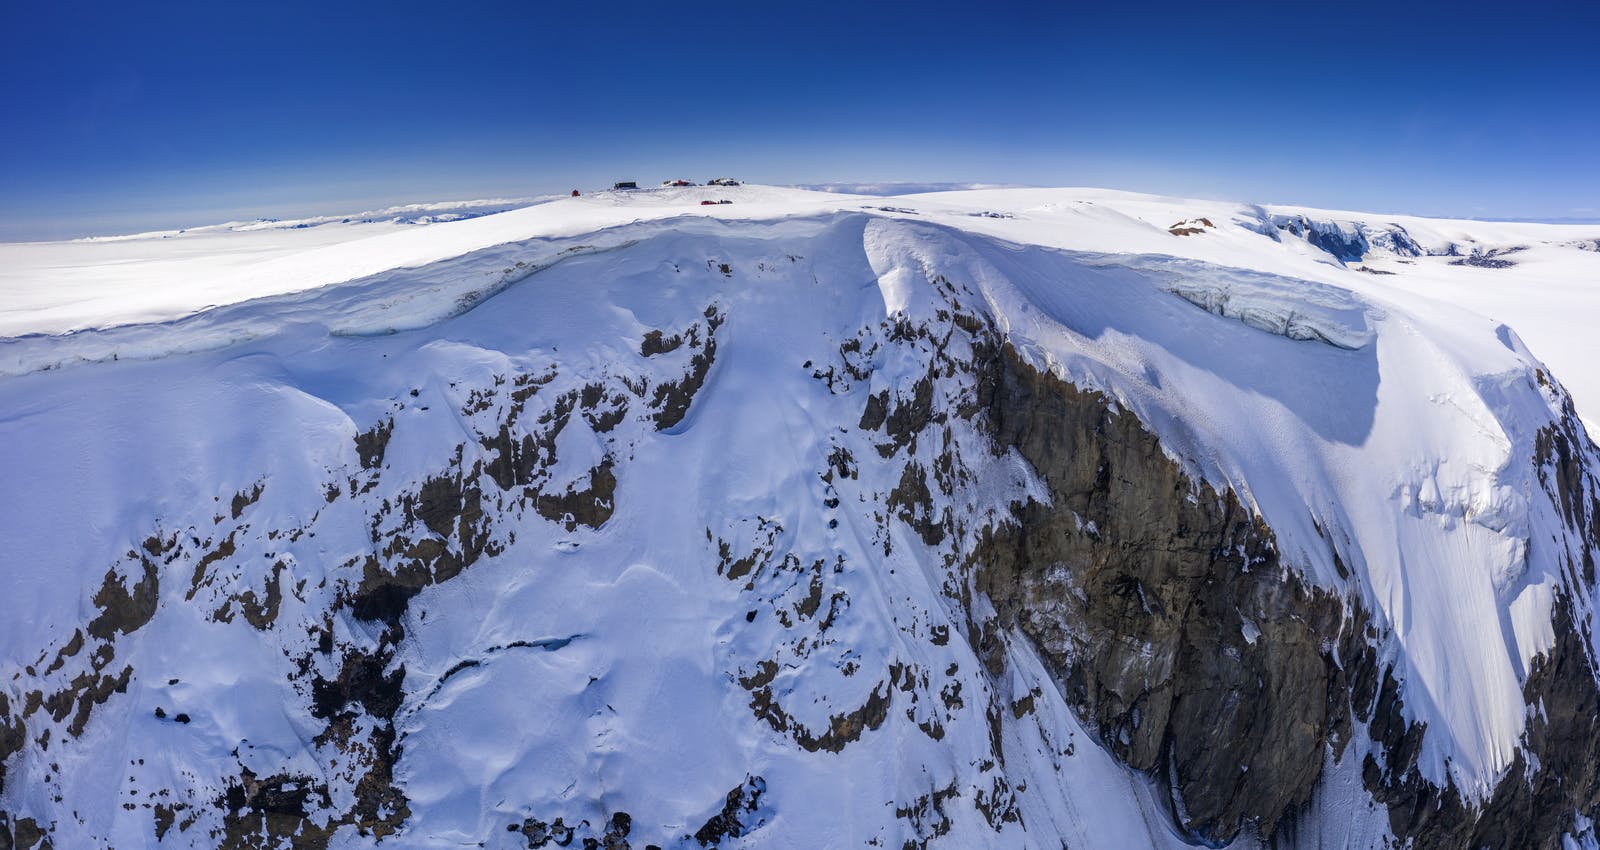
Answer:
[858, 389, 889, 431]
[895, 782, 959, 849]
[692, 776, 766, 847]
[152, 802, 184, 842]
[239, 561, 285, 631]
[230, 481, 265, 520]
[639, 329, 684, 357]
[215, 767, 337, 850]
[482, 425, 546, 491]
[534, 460, 616, 531]
[1, 814, 53, 850]
[354, 420, 394, 470]
[651, 307, 723, 430]
[887, 462, 944, 547]
[303, 631, 411, 844]
[509, 815, 583, 849]
[883, 375, 935, 452]
[188, 531, 236, 600]
[579, 383, 630, 433]
[87, 559, 159, 641]
[0, 694, 25, 797]
[973, 342, 1348, 841]
[481, 372, 568, 491]
[39, 665, 133, 738]
[42, 631, 83, 676]
[741, 660, 893, 754]
[1168, 217, 1214, 236]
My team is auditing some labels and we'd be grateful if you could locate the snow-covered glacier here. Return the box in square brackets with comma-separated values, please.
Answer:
[3, 186, 1600, 849]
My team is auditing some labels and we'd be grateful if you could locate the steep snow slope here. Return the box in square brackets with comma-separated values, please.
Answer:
[3, 187, 1600, 849]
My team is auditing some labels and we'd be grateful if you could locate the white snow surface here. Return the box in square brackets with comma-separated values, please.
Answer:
[3, 185, 1599, 847]
[5, 185, 1597, 427]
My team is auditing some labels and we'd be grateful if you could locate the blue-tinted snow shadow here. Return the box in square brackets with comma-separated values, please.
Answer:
[968, 237, 1381, 447]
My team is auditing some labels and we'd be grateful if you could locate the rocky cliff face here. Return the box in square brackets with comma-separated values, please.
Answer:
[974, 344, 1346, 843]
[966, 340, 1600, 848]
[808, 255, 1600, 847]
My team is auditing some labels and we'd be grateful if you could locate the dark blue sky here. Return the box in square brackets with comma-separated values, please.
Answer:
[2, 0, 1597, 240]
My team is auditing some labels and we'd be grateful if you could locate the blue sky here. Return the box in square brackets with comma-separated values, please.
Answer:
[2, 0, 1597, 240]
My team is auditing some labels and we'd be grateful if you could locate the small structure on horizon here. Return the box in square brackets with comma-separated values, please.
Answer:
[707, 177, 741, 187]
[571, 189, 580, 197]
[663, 179, 695, 187]
[613, 181, 639, 190]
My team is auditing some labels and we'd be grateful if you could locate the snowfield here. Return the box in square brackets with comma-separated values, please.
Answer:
[5, 186, 1597, 428]
[0, 197, 547, 338]
[2, 185, 1600, 849]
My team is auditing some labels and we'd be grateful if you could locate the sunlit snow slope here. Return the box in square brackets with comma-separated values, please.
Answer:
[3, 186, 1600, 850]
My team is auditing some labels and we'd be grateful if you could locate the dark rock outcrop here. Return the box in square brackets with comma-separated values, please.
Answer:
[963, 331, 1600, 847]
[973, 343, 1348, 842]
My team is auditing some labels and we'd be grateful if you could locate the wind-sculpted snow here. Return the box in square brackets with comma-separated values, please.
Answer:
[1156, 262, 1375, 349]
[3, 189, 1600, 849]
[0, 232, 645, 377]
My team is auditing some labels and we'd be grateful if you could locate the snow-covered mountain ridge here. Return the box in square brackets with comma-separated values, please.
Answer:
[3, 187, 1600, 849]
